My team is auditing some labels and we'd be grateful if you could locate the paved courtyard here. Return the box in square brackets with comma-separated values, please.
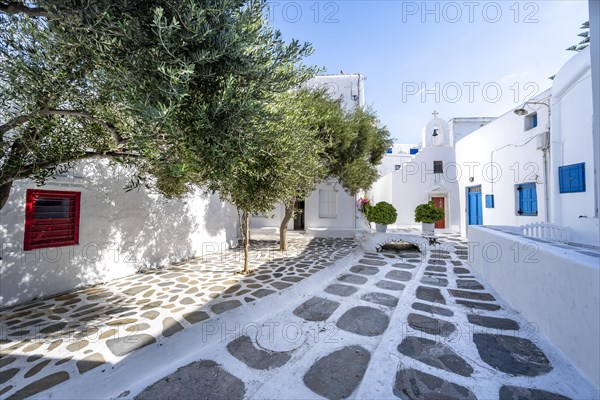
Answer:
[0, 237, 355, 399]
[1, 233, 598, 399]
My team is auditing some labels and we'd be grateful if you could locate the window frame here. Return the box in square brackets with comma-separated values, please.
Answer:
[24, 189, 81, 251]
[525, 112, 538, 131]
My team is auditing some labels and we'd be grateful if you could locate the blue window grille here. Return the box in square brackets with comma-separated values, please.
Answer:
[485, 194, 494, 208]
[517, 183, 538, 216]
[559, 163, 585, 193]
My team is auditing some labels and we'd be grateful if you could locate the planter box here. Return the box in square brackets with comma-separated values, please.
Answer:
[376, 223, 387, 233]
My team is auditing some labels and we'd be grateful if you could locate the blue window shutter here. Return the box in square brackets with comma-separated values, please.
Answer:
[518, 183, 537, 216]
[485, 194, 494, 208]
[532, 113, 538, 128]
[529, 183, 537, 215]
[559, 166, 568, 193]
[559, 163, 585, 193]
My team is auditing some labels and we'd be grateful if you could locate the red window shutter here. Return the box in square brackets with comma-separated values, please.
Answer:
[23, 189, 81, 251]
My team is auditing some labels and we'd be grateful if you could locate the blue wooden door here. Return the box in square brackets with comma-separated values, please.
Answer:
[467, 186, 483, 225]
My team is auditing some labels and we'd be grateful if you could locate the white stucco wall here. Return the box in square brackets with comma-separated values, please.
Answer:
[550, 48, 599, 247]
[249, 180, 357, 236]
[386, 145, 460, 230]
[449, 117, 495, 144]
[455, 90, 551, 236]
[307, 74, 365, 112]
[0, 159, 239, 307]
[305, 181, 356, 232]
[469, 226, 600, 389]
[591, 0, 600, 234]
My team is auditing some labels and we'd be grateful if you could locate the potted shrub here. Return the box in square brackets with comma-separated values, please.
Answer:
[414, 201, 445, 234]
[368, 201, 398, 233]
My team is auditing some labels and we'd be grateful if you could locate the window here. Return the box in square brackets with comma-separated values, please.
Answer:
[433, 161, 443, 174]
[559, 163, 585, 193]
[395, 165, 402, 171]
[24, 189, 81, 250]
[386, 148, 393, 154]
[525, 112, 538, 131]
[485, 194, 495, 208]
[516, 183, 537, 216]
[318, 188, 337, 218]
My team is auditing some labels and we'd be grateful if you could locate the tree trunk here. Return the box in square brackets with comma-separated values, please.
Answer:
[0, 181, 13, 211]
[279, 198, 295, 251]
[242, 210, 250, 274]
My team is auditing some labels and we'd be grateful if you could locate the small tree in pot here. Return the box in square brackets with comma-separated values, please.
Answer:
[368, 201, 398, 233]
[414, 201, 445, 234]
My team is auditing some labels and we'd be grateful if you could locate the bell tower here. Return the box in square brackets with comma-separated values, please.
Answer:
[422, 110, 451, 148]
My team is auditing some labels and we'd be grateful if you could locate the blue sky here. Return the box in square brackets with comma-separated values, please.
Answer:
[268, 0, 590, 142]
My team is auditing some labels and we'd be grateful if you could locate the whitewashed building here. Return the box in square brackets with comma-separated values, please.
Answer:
[369, 113, 494, 232]
[455, 48, 598, 248]
[0, 160, 239, 307]
[549, 47, 599, 247]
[465, 44, 600, 389]
[455, 89, 552, 235]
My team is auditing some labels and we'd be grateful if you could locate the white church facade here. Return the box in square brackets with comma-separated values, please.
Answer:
[369, 113, 494, 233]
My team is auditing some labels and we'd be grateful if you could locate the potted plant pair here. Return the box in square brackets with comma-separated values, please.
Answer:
[414, 201, 444, 234]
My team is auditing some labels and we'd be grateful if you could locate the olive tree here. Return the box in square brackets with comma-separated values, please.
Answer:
[275, 91, 392, 251]
[0, 0, 313, 209]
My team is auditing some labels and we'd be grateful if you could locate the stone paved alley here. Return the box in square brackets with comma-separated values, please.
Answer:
[1, 233, 598, 399]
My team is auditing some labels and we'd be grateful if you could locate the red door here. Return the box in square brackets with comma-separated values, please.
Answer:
[431, 197, 446, 229]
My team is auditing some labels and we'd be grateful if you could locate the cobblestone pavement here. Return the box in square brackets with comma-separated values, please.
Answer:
[133, 233, 598, 400]
[1, 233, 598, 399]
[0, 237, 355, 400]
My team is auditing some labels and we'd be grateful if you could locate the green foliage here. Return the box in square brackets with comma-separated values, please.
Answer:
[367, 201, 397, 225]
[0, 0, 314, 208]
[414, 201, 445, 223]
[318, 105, 392, 196]
[215, 89, 325, 216]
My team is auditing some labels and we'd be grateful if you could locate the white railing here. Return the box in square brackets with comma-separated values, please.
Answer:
[520, 222, 568, 243]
